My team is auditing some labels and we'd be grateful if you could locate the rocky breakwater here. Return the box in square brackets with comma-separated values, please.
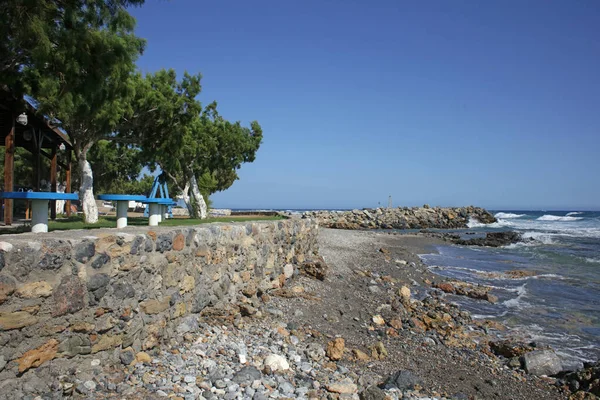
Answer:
[303, 205, 497, 230]
[0, 219, 318, 393]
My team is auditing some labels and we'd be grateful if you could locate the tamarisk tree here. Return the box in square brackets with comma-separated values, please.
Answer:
[125, 70, 262, 218]
[2, 0, 145, 223]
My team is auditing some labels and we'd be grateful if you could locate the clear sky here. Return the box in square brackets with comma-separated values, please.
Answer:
[130, 0, 600, 210]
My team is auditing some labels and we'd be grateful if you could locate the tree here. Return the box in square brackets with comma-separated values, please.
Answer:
[87, 140, 152, 195]
[123, 70, 262, 218]
[2, 0, 146, 223]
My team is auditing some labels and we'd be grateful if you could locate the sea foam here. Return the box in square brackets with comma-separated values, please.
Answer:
[494, 212, 526, 219]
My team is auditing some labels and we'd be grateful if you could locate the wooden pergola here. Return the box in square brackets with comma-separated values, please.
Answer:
[0, 91, 73, 225]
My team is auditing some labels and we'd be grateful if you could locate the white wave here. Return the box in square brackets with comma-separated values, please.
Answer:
[494, 212, 526, 219]
[467, 217, 487, 228]
[502, 283, 528, 308]
[566, 212, 583, 216]
[537, 214, 583, 222]
[521, 231, 557, 244]
[584, 257, 600, 264]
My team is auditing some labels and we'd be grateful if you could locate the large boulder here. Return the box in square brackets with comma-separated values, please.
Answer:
[521, 350, 562, 376]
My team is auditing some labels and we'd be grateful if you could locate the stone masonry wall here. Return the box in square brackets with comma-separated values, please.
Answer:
[0, 219, 318, 378]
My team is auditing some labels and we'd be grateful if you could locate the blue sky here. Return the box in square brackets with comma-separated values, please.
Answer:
[130, 0, 600, 210]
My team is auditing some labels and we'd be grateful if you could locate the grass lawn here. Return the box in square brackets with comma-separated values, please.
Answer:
[0, 215, 284, 235]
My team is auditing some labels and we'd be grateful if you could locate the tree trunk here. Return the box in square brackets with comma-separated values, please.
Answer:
[78, 153, 98, 223]
[189, 173, 207, 219]
[181, 182, 194, 217]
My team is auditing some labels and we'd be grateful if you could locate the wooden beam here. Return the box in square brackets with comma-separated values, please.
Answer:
[66, 150, 72, 217]
[3, 117, 15, 225]
[50, 148, 57, 220]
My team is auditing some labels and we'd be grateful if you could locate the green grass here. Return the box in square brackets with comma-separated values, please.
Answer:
[0, 215, 285, 234]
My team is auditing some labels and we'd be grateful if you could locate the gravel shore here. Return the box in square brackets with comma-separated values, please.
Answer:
[5, 228, 568, 399]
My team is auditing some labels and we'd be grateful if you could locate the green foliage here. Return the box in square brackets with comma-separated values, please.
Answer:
[87, 140, 152, 194]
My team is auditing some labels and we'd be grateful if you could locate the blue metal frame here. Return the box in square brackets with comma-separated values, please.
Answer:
[0, 191, 78, 201]
[143, 174, 174, 218]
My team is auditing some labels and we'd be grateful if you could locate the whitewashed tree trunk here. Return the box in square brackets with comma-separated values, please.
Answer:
[181, 182, 194, 217]
[78, 156, 98, 223]
[189, 174, 207, 219]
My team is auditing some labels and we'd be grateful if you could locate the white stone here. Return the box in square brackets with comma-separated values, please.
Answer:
[0, 242, 13, 252]
[264, 354, 290, 371]
[90, 359, 100, 367]
[239, 354, 247, 364]
[84, 380, 96, 391]
[283, 264, 294, 279]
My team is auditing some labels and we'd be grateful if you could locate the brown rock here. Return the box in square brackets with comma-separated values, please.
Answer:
[0, 311, 38, 330]
[140, 297, 171, 314]
[326, 338, 345, 361]
[411, 317, 427, 332]
[386, 328, 399, 337]
[16, 281, 53, 298]
[17, 339, 59, 373]
[379, 247, 390, 254]
[172, 234, 185, 251]
[91, 334, 123, 353]
[326, 378, 358, 394]
[352, 349, 370, 361]
[369, 341, 388, 360]
[389, 318, 402, 330]
[436, 282, 456, 294]
[70, 321, 95, 333]
[136, 351, 152, 364]
[300, 256, 328, 280]
[53, 275, 85, 316]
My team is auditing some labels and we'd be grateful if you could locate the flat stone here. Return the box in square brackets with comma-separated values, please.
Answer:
[91, 334, 122, 353]
[232, 366, 262, 384]
[326, 378, 357, 394]
[15, 281, 53, 298]
[0, 311, 38, 330]
[70, 321, 95, 333]
[140, 297, 171, 314]
[59, 335, 91, 357]
[17, 339, 59, 373]
[172, 234, 185, 251]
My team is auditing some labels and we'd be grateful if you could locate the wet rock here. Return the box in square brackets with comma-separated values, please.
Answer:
[454, 231, 523, 247]
[522, 350, 562, 376]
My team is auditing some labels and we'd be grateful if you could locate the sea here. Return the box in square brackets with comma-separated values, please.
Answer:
[419, 210, 600, 370]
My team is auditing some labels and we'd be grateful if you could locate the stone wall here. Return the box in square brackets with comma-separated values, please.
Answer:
[0, 219, 317, 378]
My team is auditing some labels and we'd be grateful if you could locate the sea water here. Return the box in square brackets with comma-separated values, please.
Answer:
[420, 211, 600, 370]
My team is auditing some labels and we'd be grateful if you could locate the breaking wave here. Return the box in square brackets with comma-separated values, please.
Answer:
[537, 214, 583, 222]
[494, 212, 526, 219]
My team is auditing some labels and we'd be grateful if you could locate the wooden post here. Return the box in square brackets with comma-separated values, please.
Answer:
[50, 148, 57, 220]
[66, 150, 72, 217]
[3, 117, 15, 225]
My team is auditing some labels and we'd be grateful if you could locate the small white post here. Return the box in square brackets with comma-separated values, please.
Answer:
[148, 203, 160, 226]
[162, 205, 169, 220]
[31, 199, 49, 233]
[116, 200, 128, 228]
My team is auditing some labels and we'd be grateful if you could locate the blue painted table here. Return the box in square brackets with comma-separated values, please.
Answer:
[0, 192, 79, 233]
[141, 198, 176, 226]
[97, 194, 148, 228]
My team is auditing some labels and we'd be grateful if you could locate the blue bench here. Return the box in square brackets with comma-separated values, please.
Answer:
[0, 191, 79, 233]
[140, 198, 177, 226]
[97, 194, 148, 228]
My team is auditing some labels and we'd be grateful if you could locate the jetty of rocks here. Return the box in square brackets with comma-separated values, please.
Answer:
[303, 205, 496, 230]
